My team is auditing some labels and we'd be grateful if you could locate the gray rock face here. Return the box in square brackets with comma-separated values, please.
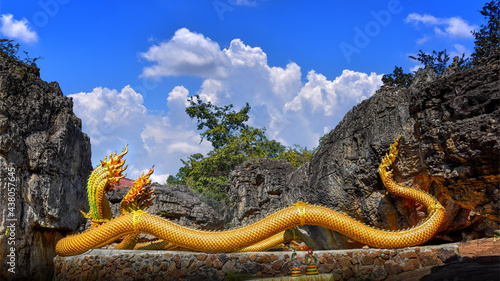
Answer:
[107, 184, 225, 232]
[224, 158, 297, 227]
[404, 52, 499, 241]
[224, 53, 499, 249]
[0, 57, 92, 280]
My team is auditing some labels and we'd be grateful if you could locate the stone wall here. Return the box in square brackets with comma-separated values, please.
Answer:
[53, 238, 499, 281]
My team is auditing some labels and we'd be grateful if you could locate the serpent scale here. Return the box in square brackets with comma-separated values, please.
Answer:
[55, 137, 446, 256]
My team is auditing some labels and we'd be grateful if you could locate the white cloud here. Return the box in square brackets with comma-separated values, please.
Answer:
[69, 85, 211, 184]
[416, 35, 430, 45]
[444, 17, 478, 38]
[140, 28, 230, 78]
[0, 14, 38, 43]
[405, 13, 478, 39]
[225, 39, 267, 67]
[167, 85, 190, 108]
[285, 69, 382, 116]
[450, 43, 472, 59]
[406, 13, 441, 25]
[150, 173, 170, 185]
[269, 63, 302, 99]
[410, 64, 423, 72]
[285, 70, 335, 115]
[198, 78, 224, 104]
[133, 168, 170, 186]
[140, 29, 383, 149]
[73, 29, 384, 182]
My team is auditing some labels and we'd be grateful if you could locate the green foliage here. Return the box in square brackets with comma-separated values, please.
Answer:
[166, 174, 183, 185]
[381, 66, 414, 88]
[382, 48, 469, 88]
[380, 0, 499, 89]
[317, 132, 329, 147]
[409, 49, 450, 75]
[170, 97, 320, 203]
[274, 144, 315, 167]
[0, 39, 42, 76]
[186, 95, 250, 150]
[382, 0, 499, 85]
[0, 39, 20, 59]
[272, 134, 328, 166]
[454, 53, 473, 71]
[382, 49, 451, 88]
[172, 126, 290, 201]
[470, 0, 500, 64]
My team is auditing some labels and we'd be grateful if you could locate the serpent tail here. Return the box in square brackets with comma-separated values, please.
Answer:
[55, 137, 445, 256]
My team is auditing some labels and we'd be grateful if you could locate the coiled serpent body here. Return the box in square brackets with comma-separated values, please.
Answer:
[55, 137, 445, 256]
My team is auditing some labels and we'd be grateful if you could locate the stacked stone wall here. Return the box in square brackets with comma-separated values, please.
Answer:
[54, 239, 500, 281]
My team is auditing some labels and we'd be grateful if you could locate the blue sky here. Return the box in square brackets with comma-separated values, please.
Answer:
[2, 0, 485, 183]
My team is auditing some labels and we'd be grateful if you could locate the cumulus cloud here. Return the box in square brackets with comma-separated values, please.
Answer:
[74, 28, 384, 181]
[0, 14, 38, 43]
[269, 63, 302, 99]
[140, 28, 230, 78]
[140, 28, 383, 148]
[69, 85, 211, 184]
[225, 39, 268, 67]
[405, 13, 478, 39]
[167, 85, 190, 108]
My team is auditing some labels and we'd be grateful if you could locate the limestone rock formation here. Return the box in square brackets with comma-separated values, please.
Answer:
[224, 53, 499, 249]
[107, 183, 225, 232]
[223, 158, 297, 226]
[0, 57, 92, 280]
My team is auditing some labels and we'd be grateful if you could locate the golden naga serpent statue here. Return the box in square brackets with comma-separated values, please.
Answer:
[55, 137, 446, 256]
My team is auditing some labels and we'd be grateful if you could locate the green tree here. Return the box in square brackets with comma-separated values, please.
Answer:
[170, 97, 319, 202]
[382, 49, 456, 88]
[470, 0, 500, 64]
[454, 53, 473, 71]
[381, 66, 414, 88]
[171, 126, 288, 201]
[170, 97, 280, 200]
[186, 95, 251, 150]
[317, 132, 329, 147]
[409, 49, 450, 75]
[274, 144, 315, 167]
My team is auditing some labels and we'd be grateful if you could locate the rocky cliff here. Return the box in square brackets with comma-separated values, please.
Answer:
[106, 184, 225, 234]
[2, 50, 497, 279]
[224, 53, 499, 249]
[0, 57, 92, 280]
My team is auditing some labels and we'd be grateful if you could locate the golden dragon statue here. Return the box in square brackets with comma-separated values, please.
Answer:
[55, 137, 446, 256]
